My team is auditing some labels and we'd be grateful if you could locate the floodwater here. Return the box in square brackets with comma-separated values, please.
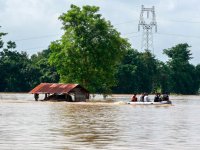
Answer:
[0, 94, 200, 150]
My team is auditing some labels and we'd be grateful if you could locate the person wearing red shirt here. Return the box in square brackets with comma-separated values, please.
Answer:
[131, 94, 137, 102]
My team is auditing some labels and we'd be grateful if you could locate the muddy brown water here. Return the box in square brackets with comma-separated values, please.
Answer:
[0, 94, 200, 150]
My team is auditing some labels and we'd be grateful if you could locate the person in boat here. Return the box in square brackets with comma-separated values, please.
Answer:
[131, 94, 137, 102]
[154, 93, 161, 102]
[139, 93, 145, 102]
[144, 93, 151, 102]
[162, 93, 169, 101]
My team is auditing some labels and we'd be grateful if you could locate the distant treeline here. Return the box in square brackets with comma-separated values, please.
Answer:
[113, 44, 200, 94]
[0, 5, 200, 94]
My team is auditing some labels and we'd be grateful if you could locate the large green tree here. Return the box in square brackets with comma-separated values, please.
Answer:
[49, 5, 130, 93]
[163, 43, 199, 94]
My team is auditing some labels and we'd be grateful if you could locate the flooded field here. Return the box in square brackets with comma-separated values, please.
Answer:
[0, 94, 200, 150]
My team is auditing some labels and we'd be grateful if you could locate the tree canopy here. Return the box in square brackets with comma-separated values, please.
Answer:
[31, 49, 59, 84]
[163, 43, 199, 94]
[113, 49, 158, 94]
[49, 5, 130, 93]
[113, 43, 200, 94]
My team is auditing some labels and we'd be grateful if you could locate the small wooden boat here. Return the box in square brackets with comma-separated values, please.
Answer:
[127, 101, 172, 105]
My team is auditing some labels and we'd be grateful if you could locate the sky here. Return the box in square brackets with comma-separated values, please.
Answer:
[0, 0, 200, 65]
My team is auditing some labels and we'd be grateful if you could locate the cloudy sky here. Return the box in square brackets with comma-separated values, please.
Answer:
[0, 0, 200, 64]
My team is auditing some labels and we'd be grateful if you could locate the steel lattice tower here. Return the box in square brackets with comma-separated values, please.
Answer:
[138, 5, 157, 52]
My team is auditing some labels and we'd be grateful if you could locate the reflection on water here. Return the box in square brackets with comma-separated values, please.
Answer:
[1, 96, 200, 150]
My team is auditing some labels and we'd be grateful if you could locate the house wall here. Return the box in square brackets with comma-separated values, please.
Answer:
[72, 87, 89, 102]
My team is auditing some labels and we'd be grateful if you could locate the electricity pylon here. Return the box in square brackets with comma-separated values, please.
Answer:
[138, 5, 157, 52]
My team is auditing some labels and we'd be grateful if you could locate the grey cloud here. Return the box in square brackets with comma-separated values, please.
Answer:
[0, 0, 200, 64]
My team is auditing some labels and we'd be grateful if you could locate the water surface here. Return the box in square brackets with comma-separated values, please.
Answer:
[0, 95, 200, 150]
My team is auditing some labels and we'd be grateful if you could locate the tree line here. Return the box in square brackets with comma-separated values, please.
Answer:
[0, 5, 200, 94]
[0, 31, 59, 92]
[113, 45, 200, 94]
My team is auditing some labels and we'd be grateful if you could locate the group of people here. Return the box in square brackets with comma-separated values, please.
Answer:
[131, 93, 169, 102]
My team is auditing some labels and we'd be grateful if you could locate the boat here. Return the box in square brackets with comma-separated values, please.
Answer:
[127, 101, 172, 105]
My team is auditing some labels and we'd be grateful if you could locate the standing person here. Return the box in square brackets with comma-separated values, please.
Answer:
[34, 93, 39, 101]
[131, 94, 137, 102]
[144, 93, 151, 102]
[139, 93, 145, 102]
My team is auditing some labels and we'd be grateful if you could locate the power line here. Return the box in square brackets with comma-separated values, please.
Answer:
[161, 19, 200, 24]
[21, 46, 48, 51]
[124, 31, 200, 39]
[113, 20, 138, 26]
[122, 31, 139, 35]
[12, 31, 139, 44]
[20, 32, 200, 52]
[14, 34, 61, 42]
[10, 19, 200, 42]
[156, 32, 200, 39]
[9, 18, 200, 51]
[114, 19, 200, 26]
[14, 30, 200, 44]
[126, 35, 140, 38]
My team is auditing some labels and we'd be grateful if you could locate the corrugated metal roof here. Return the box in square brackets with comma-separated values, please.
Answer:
[29, 83, 80, 94]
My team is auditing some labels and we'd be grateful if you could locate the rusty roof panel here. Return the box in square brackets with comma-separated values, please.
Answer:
[29, 83, 80, 94]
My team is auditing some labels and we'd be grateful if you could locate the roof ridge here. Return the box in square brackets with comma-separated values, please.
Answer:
[29, 83, 83, 94]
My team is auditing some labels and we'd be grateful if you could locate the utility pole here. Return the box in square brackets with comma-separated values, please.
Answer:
[138, 5, 157, 52]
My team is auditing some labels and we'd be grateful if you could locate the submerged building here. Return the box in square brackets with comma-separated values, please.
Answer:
[29, 83, 89, 102]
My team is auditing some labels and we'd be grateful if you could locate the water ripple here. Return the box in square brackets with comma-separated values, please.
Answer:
[0, 98, 200, 149]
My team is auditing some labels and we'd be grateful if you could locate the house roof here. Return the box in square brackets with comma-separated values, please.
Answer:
[29, 83, 89, 94]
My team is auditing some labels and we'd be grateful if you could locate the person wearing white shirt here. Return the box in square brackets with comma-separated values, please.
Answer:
[144, 93, 151, 102]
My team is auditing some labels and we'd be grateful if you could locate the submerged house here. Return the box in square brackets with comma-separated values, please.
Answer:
[29, 83, 89, 102]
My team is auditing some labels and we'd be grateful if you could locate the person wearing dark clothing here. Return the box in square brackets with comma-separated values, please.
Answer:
[154, 93, 161, 102]
[34, 93, 39, 101]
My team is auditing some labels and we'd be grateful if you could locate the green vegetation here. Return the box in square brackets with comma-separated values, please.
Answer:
[0, 27, 59, 92]
[113, 44, 200, 94]
[0, 5, 200, 94]
[49, 5, 130, 93]
[163, 43, 200, 94]
[31, 49, 59, 84]
[113, 49, 158, 94]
